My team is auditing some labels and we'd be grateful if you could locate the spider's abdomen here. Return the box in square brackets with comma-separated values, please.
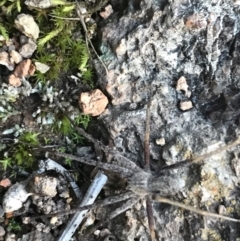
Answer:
[148, 174, 186, 196]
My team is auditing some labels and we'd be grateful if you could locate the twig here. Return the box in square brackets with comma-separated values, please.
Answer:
[144, 100, 156, 241]
[49, 2, 109, 74]
[57, 171, 108, 241]
[144, 101, 151, 171]
[74, 0, 109, 74]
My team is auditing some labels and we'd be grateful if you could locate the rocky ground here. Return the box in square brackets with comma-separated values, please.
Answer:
[1, 0, 240, 241]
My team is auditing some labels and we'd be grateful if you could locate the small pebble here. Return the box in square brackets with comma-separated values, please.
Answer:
[180, 101, 193, 111]
[155, 138, 166, 146]
[0, 226, 5, 237]
[218, 205, 226, 215]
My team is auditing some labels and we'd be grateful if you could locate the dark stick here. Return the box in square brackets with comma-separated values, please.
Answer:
[144, 101, 151, 171]
[144, 101, 156, 241]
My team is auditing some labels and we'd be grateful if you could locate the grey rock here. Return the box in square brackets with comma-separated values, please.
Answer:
[93, 0, 240, 240]
[25, 0, 53, 9]
[2, 180, 31, 213]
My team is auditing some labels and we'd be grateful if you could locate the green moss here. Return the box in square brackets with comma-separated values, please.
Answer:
[0, 157, 12, 171]
[34, 4, 94, 86]
[7, 218, 21, 232]
[0, 132, 40, 172]
[53, 114, 90, 138]
[0, 0, 22, 14]
[0, 23, 9, 40]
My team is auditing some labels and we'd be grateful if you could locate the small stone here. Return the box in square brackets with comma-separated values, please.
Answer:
[94, 230, 100, 237]
[0, 178, 11, 188]
[2, 181, 31, 213]
[35, 61, 50, 73]
[0, 35, 5, 41]
[5, 233, 16, 241]
[50, 217, 58, 225]
[176, 76, 191, 97]
[185, 13, 207, 30]
[5, 38, 14, 47]
[8, 74, 21, 87]
[15, 14, 39, 40]
[0, 206, 4, 218]
[19, 39, 37, 58]
[234, 0, 240, 5]
[25, 0, 53, 9]
[28, 63, 36, 76]
[99, 228, 112, 238]
[19, 35, 28, 44]
[79, 89, 109, 116]
[32, 175, 58, 197]
[116, 39, 127, 56]
[5, 212, 14, 219]
[155, 138, 166, 146]
[100, 5, 113, 19]
[10, 50, 22, 64]
[8, 45, 15, 52]
[59, 191, 70, 199]
[218, 205, 226, 215]
[18, 231, 54, 241]
[14, 59, 33, 78]
[0, 51, 14, 71]
[0, 226, 5, 237]
[180, 101, 193, 111]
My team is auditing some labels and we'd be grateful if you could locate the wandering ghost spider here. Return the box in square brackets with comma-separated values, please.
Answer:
[43, 102, 240, 241]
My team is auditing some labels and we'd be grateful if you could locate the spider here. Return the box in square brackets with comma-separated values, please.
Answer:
[42, 102, 240, 241]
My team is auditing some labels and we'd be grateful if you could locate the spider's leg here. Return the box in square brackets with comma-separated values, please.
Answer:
[160, 136, 240, 172]
[191, 136, 240, 163]
[56, 102, 142, 173]
[85, 197, 140, 237]
[55, 152, 134, 179]
[76, 124, 142, 172]
[31, 191, 136, 218]
[152, 195, 240, 223]
[111, 153, 143, 172]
